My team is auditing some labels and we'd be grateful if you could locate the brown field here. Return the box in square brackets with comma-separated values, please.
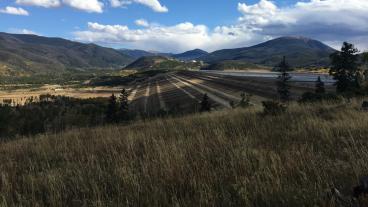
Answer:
[0, 84, 125, 105]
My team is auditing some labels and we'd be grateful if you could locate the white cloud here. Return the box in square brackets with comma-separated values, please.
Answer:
[0, 6, 29, 15]
[62, 0, 103, 13]
[110, 0, 130, 8]
[14, 0, 166, 13]
[74, 21, 263, 52]
[110, 0, 168, 12]
[74, 0, 368, 52]
[15, 0, 60, 8]
[135, 19, 149, 27]
[237, 0, 368, 41]
[15, 0, 103, 13]
[8, 28, 39, 35]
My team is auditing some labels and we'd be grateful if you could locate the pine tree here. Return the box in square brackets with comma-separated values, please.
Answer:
[238, 92, 252, 108]
[118, 89, 130, 121]
[363, 52, 368, 65]
[276, 56, 292, 102]
[106, 94, 118, 123]
[315, 76, 326, 94]
[200, 94, 211, 112]
[330, 42, 360, 93]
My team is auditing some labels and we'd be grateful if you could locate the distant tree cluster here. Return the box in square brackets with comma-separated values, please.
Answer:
[105, 89, 133, 123]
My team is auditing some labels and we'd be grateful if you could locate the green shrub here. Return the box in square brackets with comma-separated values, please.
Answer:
[262, 101, 287, 115]
[299, 92, 343, 103]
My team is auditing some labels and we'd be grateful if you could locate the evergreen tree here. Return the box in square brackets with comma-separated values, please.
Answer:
[200, 94, 211, 112]
[363, 52, 368, 65]
[106, 94, 118, 123]
[330, 42, 360, 93]
[315, 76, 326, 94]
[276, 56, 292, 102]
[118, 89, 130, 121]
[238, 92, 252, 108]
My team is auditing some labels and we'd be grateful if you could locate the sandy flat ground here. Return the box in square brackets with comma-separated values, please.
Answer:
[0, 84, 126, 105]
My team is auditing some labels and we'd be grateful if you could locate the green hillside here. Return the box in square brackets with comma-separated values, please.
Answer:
[201, 36, 336, 68]
[201, 60, 269, 70]
[124, 56, 202, 70]
[0, 32, 134, 75]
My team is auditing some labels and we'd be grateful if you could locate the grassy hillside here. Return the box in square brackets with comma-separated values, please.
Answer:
[0, 32, 134, 75]
[201, 36, 336, 68]
[0, 101, 367, 206]
[118, 49, 173, 59]
[173, 49, 208, 61]
[201, 60, 269, 70]
[125, 56, 202, 70]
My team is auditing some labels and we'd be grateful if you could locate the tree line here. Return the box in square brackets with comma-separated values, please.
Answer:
[273, 42, 368, 103]
[0, 93, 134, 139]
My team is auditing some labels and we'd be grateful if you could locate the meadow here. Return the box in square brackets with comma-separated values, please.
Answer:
[0, 100, 367, 206]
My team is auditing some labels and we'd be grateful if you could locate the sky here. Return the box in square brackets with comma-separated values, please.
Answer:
[0, 0, 367, 53]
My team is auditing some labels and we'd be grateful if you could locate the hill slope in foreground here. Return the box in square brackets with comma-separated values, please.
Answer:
[0, 32, 133, 75]
[0, 101, 367, 206]
[201, 36, 336, 67]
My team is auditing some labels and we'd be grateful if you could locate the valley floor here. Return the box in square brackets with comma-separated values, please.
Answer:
[0, 70, 334, 112]
[0, 85, 124, 105]
[0, 100, 367, 206]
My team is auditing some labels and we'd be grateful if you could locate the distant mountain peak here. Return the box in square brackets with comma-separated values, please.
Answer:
[278, 36, 312, 40]
[191, 48, 207, 52]
[200, 36, 336, 67]
[173, 49, 208, 61]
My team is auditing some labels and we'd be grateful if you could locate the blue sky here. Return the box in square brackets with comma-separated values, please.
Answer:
[0, 0, 367, 52]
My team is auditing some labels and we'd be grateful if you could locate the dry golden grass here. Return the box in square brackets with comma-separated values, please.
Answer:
[0, 85, 124, 105]
[0, 101, 368, 206]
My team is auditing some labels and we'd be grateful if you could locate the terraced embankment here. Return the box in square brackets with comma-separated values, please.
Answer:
[128, 70, 331, 115]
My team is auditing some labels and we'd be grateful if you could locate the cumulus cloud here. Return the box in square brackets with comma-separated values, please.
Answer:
[110, 0, 130, 8]
[110, 0, 168, 12]
[74, 0, 368, 52]
[15, 0, 60, 8]
[63, 0, 103, 13]
[74, 21, 264, 52]
[0, 6, 29, 15]
[15, 0, 103, 13]
[237, 0, 368, 49]
[14, 0, 166, 13]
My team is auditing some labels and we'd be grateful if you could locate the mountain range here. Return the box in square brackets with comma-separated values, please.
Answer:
[0, 32, 133, 75]
[118, 49, 173, 59]
[200, 36, 336, 67]
[0, 32, 338, 76]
